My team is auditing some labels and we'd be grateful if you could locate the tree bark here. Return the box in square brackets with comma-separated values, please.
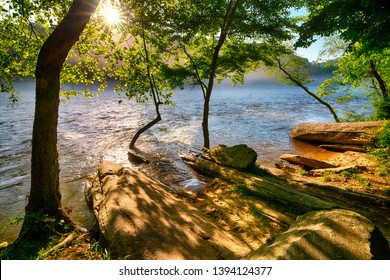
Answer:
[129, 25, 162, 150]
[370, 60, 389, 101]
[181, 153, 336, 213]
[202, 0, 241, 149]
[28, 0, 99, 216]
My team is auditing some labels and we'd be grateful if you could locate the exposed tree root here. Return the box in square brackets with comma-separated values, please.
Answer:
[39, 233, 76, 259]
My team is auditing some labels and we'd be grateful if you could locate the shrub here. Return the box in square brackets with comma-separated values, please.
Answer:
[373, 99, 390, 120]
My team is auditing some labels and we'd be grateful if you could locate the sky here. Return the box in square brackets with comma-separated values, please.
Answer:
[296, 38, 325, 62]
[290, 7, 325, 62]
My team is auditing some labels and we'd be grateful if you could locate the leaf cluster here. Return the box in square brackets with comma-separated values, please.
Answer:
[297, 0, 390, 52]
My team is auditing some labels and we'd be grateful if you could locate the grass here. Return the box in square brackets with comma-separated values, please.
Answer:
[382, 188, 390, 197]
[341, 169, 371, 189]
[369, 148, 390, 176]
[322, 171, 333, 182]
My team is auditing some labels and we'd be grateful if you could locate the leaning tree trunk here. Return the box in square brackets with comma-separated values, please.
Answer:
[129, 25, 162, 150]
[28, 0, 99, 220]
[275, 56, 340, 123]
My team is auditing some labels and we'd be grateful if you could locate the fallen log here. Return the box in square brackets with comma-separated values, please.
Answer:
[180, 153, 337, 214]
[280, 154, 338, 170]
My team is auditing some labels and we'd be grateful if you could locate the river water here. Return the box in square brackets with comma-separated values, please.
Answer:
[0, 76, 365, 243]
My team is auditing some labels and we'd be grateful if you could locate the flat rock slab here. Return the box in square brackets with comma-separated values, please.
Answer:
[280, 154, 337, 170]
[319, 144, 367, 153]
[248, 209, 390, 260]
[290, 121, 388, 145]
[90, 161, 250, 260]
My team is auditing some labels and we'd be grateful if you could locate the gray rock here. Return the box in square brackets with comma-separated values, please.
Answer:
[248, 209, 390, 260]
[208, 144, 258, 171]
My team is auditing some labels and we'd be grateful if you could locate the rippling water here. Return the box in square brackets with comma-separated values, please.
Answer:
[0, 76, 365, 243]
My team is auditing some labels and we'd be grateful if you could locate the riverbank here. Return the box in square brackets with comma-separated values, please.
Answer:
[38, 143, 389, 260]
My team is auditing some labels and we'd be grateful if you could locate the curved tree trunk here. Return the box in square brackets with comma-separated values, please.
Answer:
[129, 109, 161, 150]
[129, 25, 162, 150]
[275, 57, 340, 123]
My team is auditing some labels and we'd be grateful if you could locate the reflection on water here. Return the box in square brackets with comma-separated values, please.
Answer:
[0, 77, 366, 242]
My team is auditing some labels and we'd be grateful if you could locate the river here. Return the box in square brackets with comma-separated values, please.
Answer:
[0, 76, 366, 243]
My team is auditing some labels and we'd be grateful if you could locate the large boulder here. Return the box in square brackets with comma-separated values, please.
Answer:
[207, 144, 258, 171]
[248, 209, 390, 260]
[88, 161, 250, 260]
[290, 121, 388, 146]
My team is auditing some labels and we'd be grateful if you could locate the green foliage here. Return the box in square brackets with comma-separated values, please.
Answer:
[0, 0, 108, 100]
[382, 188, 390, 197]
[316, 44, 390, 121]
[177, 0, 300, 88]
[84, 241, 112, 260]
[297, 1, 390, 122]
[297, 169, 309, 176]
[1, 211, 55, 259]
[377, 123, 390, 148]
[102, 1, 191, 107]
[297, 0, 390, 52]
[269, 54, 314, 86]
[373, 99, 390, 120]
[341, 169, 371, 189]
[368, 123, 390, 176]
[322, 170, 333, 182]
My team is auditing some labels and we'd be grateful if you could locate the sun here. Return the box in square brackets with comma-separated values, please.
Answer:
[100, 1, 122, 27]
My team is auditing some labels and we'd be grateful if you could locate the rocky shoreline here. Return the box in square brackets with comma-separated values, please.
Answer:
[83, 121, 390, 260]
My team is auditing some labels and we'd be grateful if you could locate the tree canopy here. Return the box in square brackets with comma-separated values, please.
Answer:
[297, 0, 390, 52]
[296, 0, 390, 120]
[156, 0, 304, 148]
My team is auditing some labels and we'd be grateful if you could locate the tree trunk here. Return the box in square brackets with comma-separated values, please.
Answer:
[370, 60, 389, 101]
[129, 111, 161, 150]
[28, 0, 99, 217]
[202, 0, 241, 149]
[3, 0, 100, 259]
[275, 57, 340, 122]
[129, 25, 162, 150]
